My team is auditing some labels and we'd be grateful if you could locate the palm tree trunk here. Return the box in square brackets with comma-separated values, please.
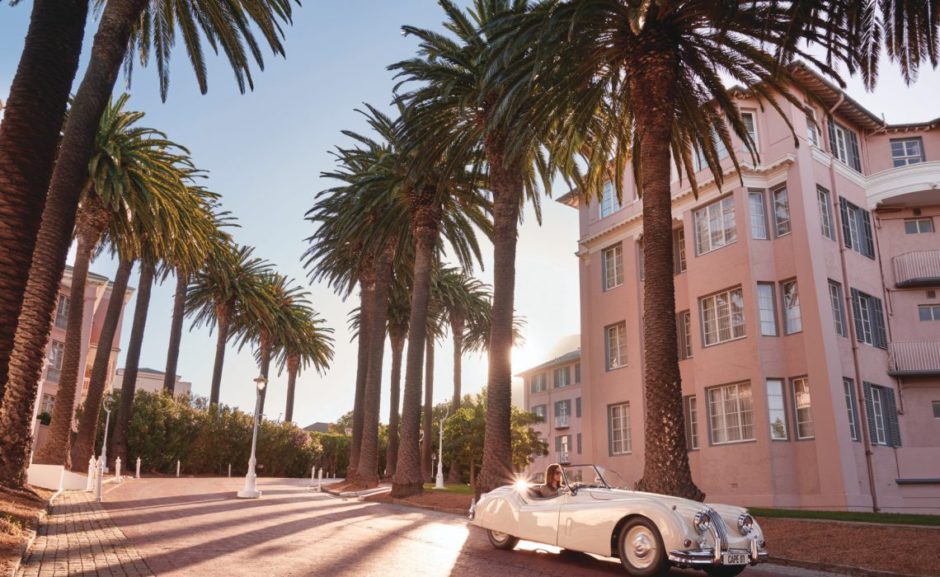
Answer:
[32, 226, 96, 467]
[209, 304, 231, 406]
[355, 242, 395, 486]
[630, 46, 704, 501]
[447, 317, 464, 484]
[110, 260, 155, 465]
[385, 332, 405, 478]
[0, 0, 88, 402]
[285, 353, 299, 423]
[421, 338, 434, 481]
[163, 270, 187, 394]
[391, 191, 440, 498]
[257, 333, 272, 417]
[0, 0, 148, 488]
[71, 256, 133, 467]
[348, 264, 375, 481]
[478, 153, 522, 494]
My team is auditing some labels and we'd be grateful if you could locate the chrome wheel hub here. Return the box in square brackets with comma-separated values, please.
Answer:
[625, 526, 658, 569]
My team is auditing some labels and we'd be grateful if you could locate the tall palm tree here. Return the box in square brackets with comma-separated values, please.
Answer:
[187, 244, 274, 407]
[0, 0, 295, 488]
[384, 273, 412, 477]
[0, 0, 88, 401]
[273, 309, 334, 423]
[33, 94, 199, 468]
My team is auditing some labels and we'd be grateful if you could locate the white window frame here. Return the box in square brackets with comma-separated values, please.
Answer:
[756, 283, 778, 336]
[700, 287, 746, 346]
[707, 382, 755, 445]
[871, 386, 887, 445]
[673, 227, 687, 274]
[806, 109, 820, 147]
[891, 137, 925, 167]
[741, 110, 759, 150]
[781, 279, 802, 334]
[46, 340, 65, 382]
[748, 190, 769, 240]
[605, 321, 627, 370]
[932, 400, 940, 419]
[609, 402, 632, 455]
[54, 294, 70, 330]
[831, 121, 860, 170]
[773, 187, 791, 237]
[678, 310, 693, 360]
[684, 395, 699, 450]
[818, 186, 835, 240]
[919, 304, 940, 321]
[904, 218, 935, 234]
[829, 280, 847, 337]
[766, 379, 789, 441]
[532, 404, 547, 421]
[843, 378, 860, 441]
[530, 373, 547, 393]
[599, 181, 623, 219]
[554, 366, 570, 388]
[791, 377, 814, 440]
[602, 243, 624, 291]
[694, 196, 737, 255]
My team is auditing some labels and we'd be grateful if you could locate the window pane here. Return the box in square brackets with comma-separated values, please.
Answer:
[843, 378, 859, 441]
[749, 191, 768, 239]
[609, 403, 631, 455]
[708, 383, 755, 444]
[694, 197, 736, 254]
[817, 187, 834, 240]
[757, 283, 777, 336]
[782, 280, 802, 334]
[773, 188, 791, 236]
[767, 379, 788, 440]
[829, 280, 846, 337]
[793, 377, 814, 439]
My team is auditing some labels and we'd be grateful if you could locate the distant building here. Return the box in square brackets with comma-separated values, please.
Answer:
[115, 367, 192, 397]
[518, 348, 582, 482]
[303, 422, 331, 433]
[33, 266, 135, 449]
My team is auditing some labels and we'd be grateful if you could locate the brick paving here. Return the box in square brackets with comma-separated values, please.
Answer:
[17, 490, 153, 577]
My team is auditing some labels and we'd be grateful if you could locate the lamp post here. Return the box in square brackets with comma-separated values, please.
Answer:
[434, 406, 449, 489]
[237, 376, 267, 499]
[100, 406, 111, 473]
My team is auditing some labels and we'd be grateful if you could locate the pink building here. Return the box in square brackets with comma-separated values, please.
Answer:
[552, 67, 940, 513]
[32, 266, 134, 450]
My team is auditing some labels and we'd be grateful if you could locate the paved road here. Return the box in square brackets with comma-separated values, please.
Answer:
[95, 477, 841, 577]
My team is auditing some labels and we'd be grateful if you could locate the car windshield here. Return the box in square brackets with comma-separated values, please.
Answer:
[560, 464, 631, 490]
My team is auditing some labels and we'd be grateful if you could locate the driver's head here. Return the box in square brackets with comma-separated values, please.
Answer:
[545, 463, 562, 487]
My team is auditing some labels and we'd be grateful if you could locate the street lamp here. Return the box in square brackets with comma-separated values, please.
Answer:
[100, 401, 113, 474]
[237, 375, 267, 499]
[434, 405, 449, 489]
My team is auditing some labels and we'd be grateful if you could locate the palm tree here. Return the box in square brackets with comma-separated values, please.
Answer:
[187, 244, 274, 407]
[0, 0, 88, 401]
[384, 273, 411, 477]
[274, 310, 334, 423]
[33, 94, 199, 468]
[0, 0, 295, 488]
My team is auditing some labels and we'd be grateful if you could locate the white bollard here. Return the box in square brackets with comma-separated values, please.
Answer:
[115, 457, 122, 482]
[136, 457, 141, 479]
[86, 456, 96, 491]
[228, 463, 232, 478]
[176, 460, 180, 478]
[95, 458, 104, 502]
[309, 466, 316, 489]
[317, 468, 323, 492]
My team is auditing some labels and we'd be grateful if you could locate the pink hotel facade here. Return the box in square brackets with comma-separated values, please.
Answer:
[521, 68, 940, 513]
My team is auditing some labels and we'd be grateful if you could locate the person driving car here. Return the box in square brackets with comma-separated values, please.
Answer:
[536, 463, 564, 498]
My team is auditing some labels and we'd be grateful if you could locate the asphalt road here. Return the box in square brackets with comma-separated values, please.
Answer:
[101, 478, 843, 577]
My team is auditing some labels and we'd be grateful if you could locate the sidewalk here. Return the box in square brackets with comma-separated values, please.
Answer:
[16, 491, 152, 577]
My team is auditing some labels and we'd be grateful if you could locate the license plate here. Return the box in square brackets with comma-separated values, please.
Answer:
[723, 552, 749, 565]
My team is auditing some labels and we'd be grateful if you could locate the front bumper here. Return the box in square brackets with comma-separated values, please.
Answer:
[668, 548, 769, 566]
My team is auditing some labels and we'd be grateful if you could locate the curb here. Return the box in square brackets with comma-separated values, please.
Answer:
[769, 555, 926, 577]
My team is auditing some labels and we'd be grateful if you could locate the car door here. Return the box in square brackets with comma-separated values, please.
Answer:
[516, 493, 562, 546]
[556, 489, 621, 557]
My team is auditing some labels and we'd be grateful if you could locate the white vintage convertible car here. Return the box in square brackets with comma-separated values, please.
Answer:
[469, 464, 768, 577]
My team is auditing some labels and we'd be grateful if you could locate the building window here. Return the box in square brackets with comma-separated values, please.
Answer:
[891, 137, 925, 167]
[555, 435, 572, 463]
[54, 294, 70, 330]
[773, 187, 791, 236]
[530, 373, 547, 393]
[575, 397, 582, 418]
[605, 322, 627, 370]
[806, 109, 820, 146]
[677, 310, 693, 360]
[829, 120, 862, 171]
[673, 227, 687, 274]
[843, 378, 860, 441]
[701, 287, 746, 346]
[599, 181, 623, 219]
[694, 196, 737, 255]
[766, 379, 788, 440]
[532, 404, 547, 421]
[851, 289, 888, 348]
[608, 403, 632, 455]
[756, 283, 778, 336]
[781, 280, 802, 334]
[637, 239, 645, 282]
[707, 382, 755, 445]
[46, 340, 64, 382]
[577, 432, 582, 454]
[839, 198, 875, 258]
[40, 393, 56, 416]
[933, 401, 940, 419]
[741, 110, 758, 149]
[863, 383, 901, 447]
[818, 186, 835, 240]
[791, 377, 814, 440]
[905, 218, 935, 234]
[693, 130, 730, 172]
[684, 395, 699, 450]
[574, 363, 581, 384]
[554, 366, 571, 388]
[920, 305, 940, 321]
[602, 243, 624, 291]
[829, 280, 847, 337]
[748, 190, 769, 240]
[555, 399, 572, 419]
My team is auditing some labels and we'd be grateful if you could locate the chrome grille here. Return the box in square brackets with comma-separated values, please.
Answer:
[708, 508, 730, 549]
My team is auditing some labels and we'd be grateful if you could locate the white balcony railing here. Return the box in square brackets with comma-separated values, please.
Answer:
[555, 414, 570, 429]
[555, 451, 570, 464]
[889, 341, 940, 376]
[893, 251, 940, 287]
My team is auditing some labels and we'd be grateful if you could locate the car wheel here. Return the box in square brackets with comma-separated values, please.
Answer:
[704, 566, 747, 577]
[617, 518, 669, 577]
[486, 529, 519, 550]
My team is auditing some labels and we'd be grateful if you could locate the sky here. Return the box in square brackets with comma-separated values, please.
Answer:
[1, 2, 939, 427]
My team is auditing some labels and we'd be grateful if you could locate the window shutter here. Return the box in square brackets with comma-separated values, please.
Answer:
[604, 329, 611, 370]
[577, 433, 582, 454]
[872, 297, 888, 349]
[861, 210, 875, 258]
[576, 397, 582, 418]
[607, 407, 614, 456]
[575, 363, 581, 383]
[828, 119, 837, 155]
[862, 382, 877, 444]
[850, 288, 864, 342]
[884, 388, 902, 447]
[839, 198, 852, 250]
[848, 130, 862, 171]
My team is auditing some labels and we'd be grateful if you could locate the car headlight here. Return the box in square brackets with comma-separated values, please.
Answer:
[693, 511, 712, 534]
[737, 513, 755, 535]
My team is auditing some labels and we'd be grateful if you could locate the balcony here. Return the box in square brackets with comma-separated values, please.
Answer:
[893, 251, 940, 288]
[555, 451, 570, 464]
[554, 415, 570, 429]
[889, 342, 940, 376]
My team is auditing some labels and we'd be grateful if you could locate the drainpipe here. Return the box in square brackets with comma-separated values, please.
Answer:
[826, 94, 880, 512]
